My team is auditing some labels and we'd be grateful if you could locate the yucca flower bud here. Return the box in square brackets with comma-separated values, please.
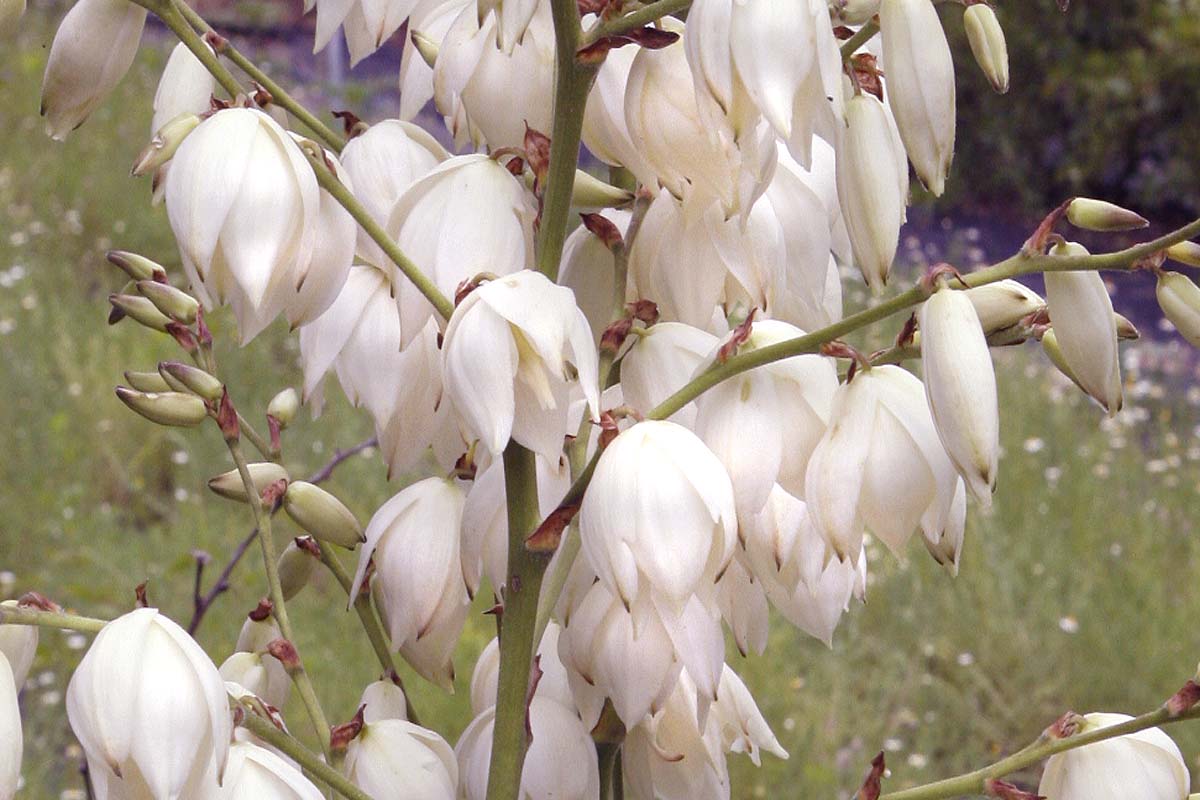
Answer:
[66, 609, 231, 798]
[267, 388, 300, 428]
[963, 4, 1009, 94]
[131, 113, 202, 180]
[40, 0, 147, 140]
[136, 281, 200, 324]
[207, 462, 290, 503]
[1114, 312, 1140, 341]
[964, 279, 1044, 335]
[1043, 242, 1123, 415]
[880, 0, 956, 196]
[918, 287, 999, 506]
[359, 679, 409, 723]
[1156, 271, 1200, 347]
[1166, 241, 1200, 268]
[159, 362, 224, 402]
[1038, 713, 1187, 800]
[219, 740, 324, 800]
[837, 93, 909, 291]
[123, 370, 172, 393]
[1066, 197, 1148, 232]
[832, 0, 880, 25]
[115, 387, 208, 427]
[0, 603, 37, 690]
[220, 651, 290, 711]
[277, 538, 318, 601]
[343, 718, 458, 798]
[282, 482, 364, 549]
[107, 250, 166, 283]
[0, 652, 20, 800]
[109, 294, 172, 332]
[557, 210, 626, 342]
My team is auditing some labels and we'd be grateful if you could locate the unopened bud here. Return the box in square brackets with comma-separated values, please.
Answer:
[1165, 241, 1200, 268]
[411, 28, 439, 68]
[1066, 197, 1148, 232]
[131, 112, 201, 177]
[963, 4, 1009, 94]
[115, 387, 208, 427]
[207, 462, 291, 502]
[106, 250, 166, 282]
[266, 388, 300, 428]
[158, 361, 224, 401]
[282, 481, 364, 548]
[108, 294, 171, 332]
[1113, 312, 1140, 341]
[136, 280, 199, 324]
[1156, 271, 1200, 347]
[964, 279, 1045, 335]
[277, 538, 319, 601]
[572, 170, 635, 210]
[123, 369, 171, 393]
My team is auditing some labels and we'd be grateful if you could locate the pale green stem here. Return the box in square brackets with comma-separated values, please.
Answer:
[583, 0, 692, 43]
[234, 411, 274, 461]
[0, 606, 107, 634]
[597, 742, 622, 800]
[840, 19, 879, 61]
[238, 713, 372, 800]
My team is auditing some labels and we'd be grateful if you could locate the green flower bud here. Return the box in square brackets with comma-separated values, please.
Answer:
[115, 387, 208, 427]
[1166, 241, 1200, 268]
[571, 170, 634, 210]
[1156, 271, 1200, 347]
[208, 463, 290, 502]
[964, 4, 1009, 94]
[267, 388, 300, 428]
[1065, 197, 1148, 232]
[412, 28, 439, 68]
[123, 370, 171, 393]
[131, 112, 201, 177]
[282, 481, 364, 549]
[136, 280, 199, 324]
[158, 361, 224, 401]
[277, 538, 318, 601]
[108, 294, 172, 332]
[106, 250, 166, 282]
[1113, 312, 1140, 341]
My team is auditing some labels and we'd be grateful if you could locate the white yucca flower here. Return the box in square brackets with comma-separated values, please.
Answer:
[964, 279, 1044, 336]
[475, 0, 539, 53]
[40, 0, 146, 139]
[714, 558, 770, 657]
[442, 270, 598, 461]
[619, 322, 719, 426]
[469, 625, 573, 716]
[558, 209, 628, 342]
[1156, 271, 1200, 347]
[358, 679, 410, 724]
[0, 602, 37, 689]
[711, 666, 788, 767]
[1038, 714, 1188, 800]
[918, 287, 999, 506]
[150, 43, 215, 138]
[66, 608, 231, 799]
[582, 45, 656, 184]
[400, 0, 473, 121]
[310, 0, 418, 66]
[217, 741, 324, 800]
[880, 0, 956, 196]
[0, 653, 20, 800]
[343, 718, 458, 798]
[352, 477, 469, 689]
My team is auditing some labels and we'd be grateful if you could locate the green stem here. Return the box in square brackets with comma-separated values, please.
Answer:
[880, 705, 1200, 800]
[486, 443, 549, 800]
[301, 148, 455, 321]
[840, 19, 879, 62]
[169, 0, 346, 152]
[583, 0, 692, 43]
[0, 606, 107, 634]
[225, 438, 334, 763]
[235, 412, 274, 461]
[597, 742, 622, 800]
[537, 0, 598, 279]
[237, 713, 372, 800]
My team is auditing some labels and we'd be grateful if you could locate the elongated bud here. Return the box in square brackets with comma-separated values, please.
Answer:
[115, 387, 208, 427]
[1066, 197, 1148, 232]
[1113, 312, 1140, 341]
[964, 279, 1045, 335]
[107, 250, 166, 282]
[571, 170, 635, 210]
[411, 28, 439, 68]
[108, 294, 171, 332]
[1156, 271, 1200, 347]
[158, 361, 223, 401]
[283, 481, 364, 548]
[123, 369, 171, 393]
[131, 112, 201, 177]
[1166, 241, 1200, 268]
[208, 462, 291, 502]
[136, 280, 199, 324]
[963, 4, 1009, 94]
[266, 388, 299, 428]
[277, 538, 319, 601]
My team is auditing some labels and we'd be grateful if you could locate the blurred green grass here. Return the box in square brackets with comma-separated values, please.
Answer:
[3, 12, 1200, 800]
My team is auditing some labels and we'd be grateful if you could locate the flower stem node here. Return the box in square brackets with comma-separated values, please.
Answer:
[115, 387, 208, 427]
[158, 361, 224, 401]
[1155, 271, 1200, 347]
[963, 4, 1010, 94]
[136, 281, 200, 324]
[282, 481, 365, 549]
[131, 112, 202, 178]
[108, 294, 172, 333]
[106, 250, 167, 282]
[208, 462, 291, 502]
[1066, 197, 1149, 232]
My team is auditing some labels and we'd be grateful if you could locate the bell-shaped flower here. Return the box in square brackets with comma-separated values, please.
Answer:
[443, 270, 598, 461]
[386, 154, 535, 346]
[806, 365, 959, 559]
[1043, 243, 1123, 415]
[1038, 713, 1188, 800]
[918, 287, 999, 506]
[620, 322, 719, 425]
[0, 602, 37, 689]
[359, 679, 409, 723]
[352, 477, 469, 689]
[165, 108, 324, 344]
[432, 0, 554, 149]
[310, 0, 418, 66]
[456, 696, 599, 800]
[400, 0, 473, 121]
[715, 559, 769, 657]
[40, 0, 147, 140]
[880, 0, 956, 195]
[0, 653, 20, 800]
[340, 120, 448, 268]
[582, 46, 656, 183]
[711, 666, 787, 767]
[461, 452, 570, 598]
[558, 210, 629, 342]
[475, 0, 538, 53]
[343, 718, 458, 798]
[580, 420, 737, 612]
[470, 624, 573, 716]
[65, 608, 231, 799]
[217, 740, 323, 800]
[695, 319, 838, 515]
[836, 92, 908, 291]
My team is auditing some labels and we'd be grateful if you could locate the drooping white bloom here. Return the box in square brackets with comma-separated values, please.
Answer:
[805, 366, 959, 559]
[918, 287, 999, 506]
[880, 0, 956, 196]
[964, 279, 1044, 337]
[964, 4, 1009, 94]
[352, 477, 469, 689]
[443, 270, 598, 461]
[165, 108, 324, 344]
[836, 92, 908, 291]
[66, 608, 231, 799]
[1038, 713, 1188, 800]
[311, 0, 418, 66]
[695, 319, 838, 515]
[401, 0, 473, 121]
[711, 666, 787, 767]
[715, 559, 769, 657]
[151, 43, 215, 137]
[216, 741, 324, 800]
[343, 718, 458, 799]
[582, 46, 656, 182]
[359, 679, 409, 723]
[619, 322, 719, 425]
[456, 697, 599, 800]
[386, 155, 536, 346]
[580, 420, 737, 612]
[470, 624, 573, 716]
[476, 0, 539, 53]
[40, 0, 147, 140]
[340, 120, 448, 268]
[920, 475, 966, 574]
[0, 652, 20, 800]
[0, 602, 37, 689]
[1043, 244, 1123, 415]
